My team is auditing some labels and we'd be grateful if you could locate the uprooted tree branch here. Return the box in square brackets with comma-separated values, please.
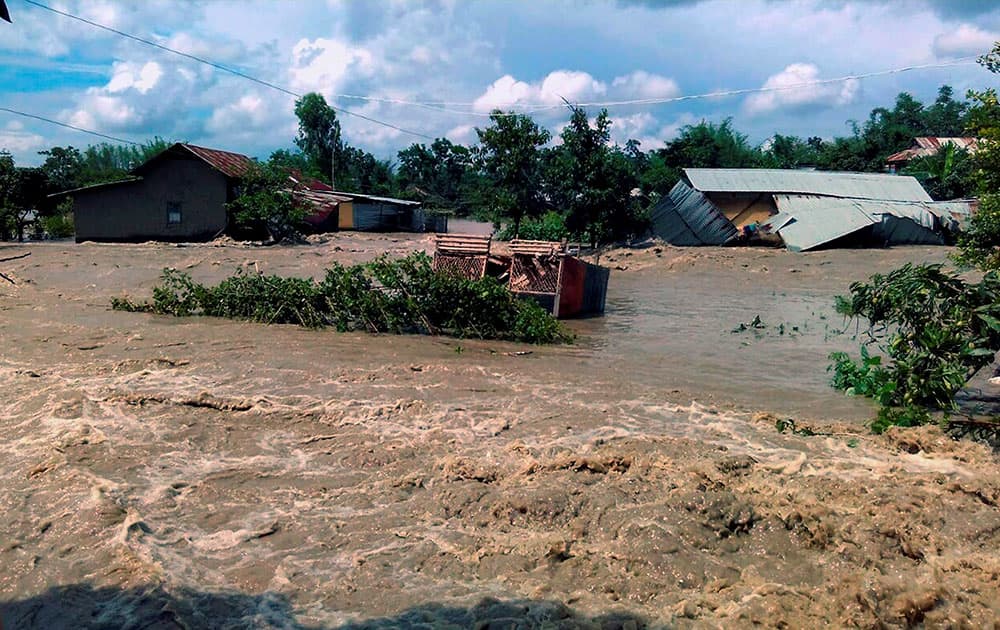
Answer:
[0, 251, 29, 284]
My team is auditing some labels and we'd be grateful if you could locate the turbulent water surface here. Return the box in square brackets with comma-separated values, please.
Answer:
[1, 236, 998, 628]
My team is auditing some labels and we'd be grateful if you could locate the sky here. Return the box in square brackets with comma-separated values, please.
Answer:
[1, 0, 999, 165]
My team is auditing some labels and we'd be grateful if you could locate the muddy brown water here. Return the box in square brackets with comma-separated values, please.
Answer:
[1, 237, 998, 628]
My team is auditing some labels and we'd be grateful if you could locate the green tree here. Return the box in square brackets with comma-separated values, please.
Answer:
[643, 118, 762, 193]
[397, 138, 478, 214]
[293, 92, 342, 184]
[760, 134, 820, 169]
[38, 146, 83, 193]
[831, 42, 1000, 431]
[923, 85, 970, 136]
[544, 106, 641, 245]
[268, 148, 312, 174]
[78, 137, 171, 185]
[475, 110, 551, 236]
[902, 143, 975, 200]
[227, 162, 305, 242]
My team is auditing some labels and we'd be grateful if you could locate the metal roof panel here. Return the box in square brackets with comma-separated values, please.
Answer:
[685, 168, 932, 202]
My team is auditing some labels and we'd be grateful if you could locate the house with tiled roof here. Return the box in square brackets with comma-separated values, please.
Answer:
[56, 143, 253, 242]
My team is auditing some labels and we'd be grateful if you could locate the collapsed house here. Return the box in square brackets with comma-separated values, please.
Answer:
[650, 168, 972, 252]
[432, 234, 609, 318]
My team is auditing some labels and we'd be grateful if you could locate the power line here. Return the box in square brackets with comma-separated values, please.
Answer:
[13, 0, 988, 132]
[0, 106, 141, 145]
[21, 0, 435, 140]
[18, 0, 985, 121]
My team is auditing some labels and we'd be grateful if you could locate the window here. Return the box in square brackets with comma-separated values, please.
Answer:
[167, 202, 182, 225]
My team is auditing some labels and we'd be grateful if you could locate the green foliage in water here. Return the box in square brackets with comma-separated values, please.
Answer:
[829, 263, 1000, 432]
[111, 253, 571, 344]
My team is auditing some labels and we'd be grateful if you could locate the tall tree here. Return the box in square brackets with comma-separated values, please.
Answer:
[544, 107, 640, 245]
[475, 110, 551, 236]
[293, 92, 342, 184]
[954, 43, 1000, 269]
[397, 138, 477, 214]
[38, 146, 83, 193]
[78, 137, 171, 185]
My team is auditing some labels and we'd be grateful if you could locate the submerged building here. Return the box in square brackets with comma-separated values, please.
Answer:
[650, 168, 971, 252]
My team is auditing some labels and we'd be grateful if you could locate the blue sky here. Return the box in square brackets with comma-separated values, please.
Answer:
[1, 0, 999, 165]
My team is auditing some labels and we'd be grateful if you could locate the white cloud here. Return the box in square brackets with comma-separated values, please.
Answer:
[743, 63, 859, 117]
[473, 75, 537, 111]
[539, 70, 607, 104]
[446, 124, 477, 144]
[611, 71, 681, 100]
[933, 24, 999, 58]
[473, 70, 606, 112]
[0, 128, 46, 155]
[106, 61, 164, 95]
[609, 111, 697, 149]
[289, 37, 376, 97]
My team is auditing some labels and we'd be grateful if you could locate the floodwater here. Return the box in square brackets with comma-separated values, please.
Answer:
[1, 236, 998, 628]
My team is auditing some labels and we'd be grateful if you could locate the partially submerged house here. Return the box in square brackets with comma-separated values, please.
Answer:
[300, 190, 447, 234]
[886, 137, 978, 173]
[57, 143, 443, 242]
[650, 168, 971, 252]
[65, 143, 251, 242]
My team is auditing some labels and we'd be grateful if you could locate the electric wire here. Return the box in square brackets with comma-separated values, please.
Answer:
[0, 106, 142, 145]
[21, 0, 435, 139]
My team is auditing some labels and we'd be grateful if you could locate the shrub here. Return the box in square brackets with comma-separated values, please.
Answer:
[41, 213, 74, 238]
[829, 263, 1000, 431]
[113, 253, 571, 344]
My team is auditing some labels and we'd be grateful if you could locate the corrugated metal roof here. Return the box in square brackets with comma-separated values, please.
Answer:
[181, 143, 253, 178]
[874, 215, 942, 246]
[132, 143, 253, 179]
[774, 196, 877, 252]
[886, 137, 979, 163]
[332, 191, 421, 207]
[685, 168, 932, 202]
[650, 180, 738, 245]
[774, 195, 950, 251]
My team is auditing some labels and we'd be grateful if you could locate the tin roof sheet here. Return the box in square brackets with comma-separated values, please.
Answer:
[886, 137, 979, 163]
[332, 191, 421, 207]
[774, 196, 877, 252]
[181, 144, 253, 178]
[132, 143, 253, 179]
[685, 168, 932, 202]
[650, 180, 738, 245]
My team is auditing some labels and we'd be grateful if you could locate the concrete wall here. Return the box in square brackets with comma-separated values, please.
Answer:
[74, 155, 229, 242]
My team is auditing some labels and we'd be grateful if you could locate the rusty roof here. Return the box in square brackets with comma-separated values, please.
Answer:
[886, 137, 978, 163]
[132, 143, 253, 178]
[180, 143, 253, 178]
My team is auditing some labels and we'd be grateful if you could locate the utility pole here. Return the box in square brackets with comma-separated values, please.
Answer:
[330, 123, 336, 190]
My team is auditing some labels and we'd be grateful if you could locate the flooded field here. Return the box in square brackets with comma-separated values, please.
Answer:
[1, 236, 998, 628]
